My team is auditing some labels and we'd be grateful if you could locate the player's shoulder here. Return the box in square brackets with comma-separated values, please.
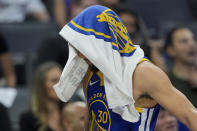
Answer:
[133, 61, 169, 91]
[134, 61, 162, 78]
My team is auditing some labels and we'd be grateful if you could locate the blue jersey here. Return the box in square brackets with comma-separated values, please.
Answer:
[84, 71, 160, 131]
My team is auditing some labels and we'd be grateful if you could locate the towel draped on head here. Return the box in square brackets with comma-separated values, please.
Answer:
[54, 5, 144, 122]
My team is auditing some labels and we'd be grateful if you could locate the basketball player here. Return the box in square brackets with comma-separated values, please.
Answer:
[77, 49, 197, 131]
[55, 5, 197, 131]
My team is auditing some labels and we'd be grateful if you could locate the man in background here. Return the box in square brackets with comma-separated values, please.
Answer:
[155, 107, 178, 131]
[165, 26, 197, 107]
[62, 101, 88, 131]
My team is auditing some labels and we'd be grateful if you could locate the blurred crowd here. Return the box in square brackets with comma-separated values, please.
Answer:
[0, 0, 197, 131]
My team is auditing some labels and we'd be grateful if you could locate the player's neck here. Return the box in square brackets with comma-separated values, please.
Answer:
[173, 61, 196, 80]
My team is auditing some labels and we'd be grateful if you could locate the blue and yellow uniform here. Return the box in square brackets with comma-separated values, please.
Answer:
[84, 64, 160, 131]
[66, 5, 160, 130]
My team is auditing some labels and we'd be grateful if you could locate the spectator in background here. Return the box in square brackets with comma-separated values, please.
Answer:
[118, 9, 150, 55]
[155, 107, 178, 131]
[165, 26, 197, 107]
[34, 36, 69, 69]
[70, 0, 87, 20]
[34, 37, 85, 101]
[62, 101, 88, 131]
[82, 0, 98, 7]
[97, 0, 120, 12]
[42, 0, 66, 27]
[20, 62, 64, 131]
[155, 107, 190, 131]
[118, 9, 167, 71]
[34, 0, 87, 102]
[67, 0, 121, 19]
[0, 34, 16, 87]
[0, 0, 49, 23]
[34, 0, 86, 68]
[66, 0, 121, 21]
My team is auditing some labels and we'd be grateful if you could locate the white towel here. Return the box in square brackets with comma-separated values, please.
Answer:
[53, 44, 88, 102]
[54, 5, 144, 122]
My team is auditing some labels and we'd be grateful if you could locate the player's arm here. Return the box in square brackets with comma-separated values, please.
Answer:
[134, 61, 197, 131]
[0, 52, 16, 87]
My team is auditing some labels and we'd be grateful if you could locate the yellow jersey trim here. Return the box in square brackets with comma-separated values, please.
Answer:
[96, 72, 104, 86]
[84, 72, 94, 97]
[89, 100, 111, 131]
[135, 107, 143, 113]
[70, 20, 111, 39]
[139, 57, 150, 64]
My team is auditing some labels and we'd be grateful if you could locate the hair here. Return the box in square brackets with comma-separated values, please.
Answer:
[30, 61, 62, 131]
[164, 26, 187, 50]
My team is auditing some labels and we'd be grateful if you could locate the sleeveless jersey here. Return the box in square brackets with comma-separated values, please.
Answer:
[84, 65, 160, 131]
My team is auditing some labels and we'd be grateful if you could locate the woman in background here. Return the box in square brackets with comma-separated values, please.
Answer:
[19, 62, 64, 131]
